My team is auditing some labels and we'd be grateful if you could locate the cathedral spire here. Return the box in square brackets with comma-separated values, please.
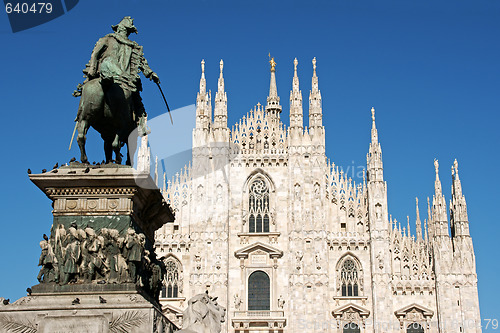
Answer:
[450, 159, 470, 238]
[293, 57, 299, 88]
[289, 58, 303, 132]
[416, 197, 423, 241]
[406, 215, 411, 238]
[426, 196, 433, 240]
[308, 57, 323, 130]
[214, 59, 228, 132]
[371, 107, 378, 144]
[452, 159, 463, 198]
[432, 159, 449, 238]
[424, 218, 428, 242]
[265, 56, 282, 117]
[218, 59, 224, 92]
[200, 59, 206, 93]
[196, 59, 211, 131]
[434, 159, 442, 197]
[366, 107, 384, 182]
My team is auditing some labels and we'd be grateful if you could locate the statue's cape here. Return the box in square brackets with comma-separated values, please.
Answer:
[85, 33, 145, 92]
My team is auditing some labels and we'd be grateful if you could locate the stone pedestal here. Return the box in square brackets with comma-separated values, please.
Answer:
[29, 163, 174, 243]
[0, 164, 177, 333]
[0, 285, 177, 333]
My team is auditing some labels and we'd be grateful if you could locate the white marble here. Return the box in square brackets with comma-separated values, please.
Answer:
[155, 59, 481, 333]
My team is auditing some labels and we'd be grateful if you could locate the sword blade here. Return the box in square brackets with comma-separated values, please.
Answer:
[156, 82, 173, 125]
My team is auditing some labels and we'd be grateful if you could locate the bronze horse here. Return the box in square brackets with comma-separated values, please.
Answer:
[73, 17, 159, 165]
[75, 78, 136, 165]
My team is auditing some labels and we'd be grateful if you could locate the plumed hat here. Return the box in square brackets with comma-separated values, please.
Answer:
[112, 16, 138, 34]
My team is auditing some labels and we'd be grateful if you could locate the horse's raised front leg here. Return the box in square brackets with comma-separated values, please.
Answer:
[76, 119, 89, 164]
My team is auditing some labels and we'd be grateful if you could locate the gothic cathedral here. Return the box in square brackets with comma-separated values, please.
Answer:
[153, 58, 482, 333]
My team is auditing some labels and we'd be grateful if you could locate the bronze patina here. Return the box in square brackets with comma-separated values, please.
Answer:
[73, 17, 159, 165]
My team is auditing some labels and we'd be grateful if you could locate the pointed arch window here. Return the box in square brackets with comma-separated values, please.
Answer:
[162, 258, 182, 298]
[340, 259, 359, 297]
[248, 178, 270, 233]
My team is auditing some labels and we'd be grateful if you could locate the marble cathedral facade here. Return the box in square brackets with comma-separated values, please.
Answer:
[152, 58, 482, 333]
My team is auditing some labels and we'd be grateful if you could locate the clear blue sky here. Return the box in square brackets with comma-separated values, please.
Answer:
[0, 0, 498, 326]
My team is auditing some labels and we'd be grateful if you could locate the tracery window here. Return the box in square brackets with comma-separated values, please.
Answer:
[162, 258, 181, 298]
[248, 271, 270, 310]
[407, 323, 424, 333]
[340, 259, 359, 297]
[248, 178, 270, 233]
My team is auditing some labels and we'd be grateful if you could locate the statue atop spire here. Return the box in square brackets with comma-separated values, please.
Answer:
[452, 158, 463, 198]
[270, 57, 277, 72]
[199, 59, 206, 94]
[195, 59, 211, 133]
[370, 107, 378, 144]
[431, 158, 449, 237]
[214, 59, 228, 133]
[310, 57, 319, 94]
[308, 57, 323, 131]
[265, 55, 282, 117]
[453, 158, 459, 180]
[218, 59, 224, 91]
[366, 107, 383, 183]
[289, 57, 303, 131]
[434, 158, 442, 196]
[450, 158, 468, 237]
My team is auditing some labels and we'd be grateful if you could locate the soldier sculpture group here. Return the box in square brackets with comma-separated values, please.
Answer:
[37, 225, 164, 300]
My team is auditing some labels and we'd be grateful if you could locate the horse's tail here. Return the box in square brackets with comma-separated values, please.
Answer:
[75, 92, 85, 122]
[75, 79, 105, 122]
[74, 82, 86, 122]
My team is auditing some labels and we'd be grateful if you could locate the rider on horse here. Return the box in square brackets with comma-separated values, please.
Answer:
[76, 16, 159, 136]
[73, 17, 160, 163]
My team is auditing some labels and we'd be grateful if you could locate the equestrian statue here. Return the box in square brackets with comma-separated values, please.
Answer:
[72, 16, 160, 165]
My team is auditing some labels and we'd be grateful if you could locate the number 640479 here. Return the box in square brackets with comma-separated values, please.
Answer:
[5, 2, 53, 14]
